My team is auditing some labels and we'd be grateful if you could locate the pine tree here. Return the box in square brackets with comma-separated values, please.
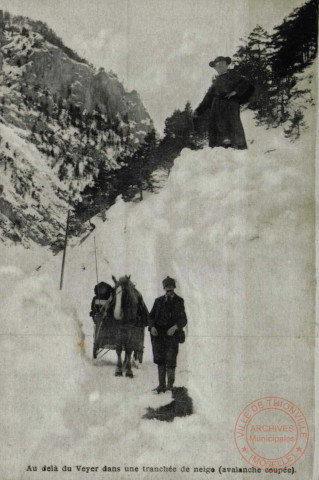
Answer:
[232, 26, 273, 122]
[284, 109, 306, 140]
[271, 0, 318, 76]
[119, 129, 155, 199]
[231, 1, 317, 129]
[164, 102, 194, 144]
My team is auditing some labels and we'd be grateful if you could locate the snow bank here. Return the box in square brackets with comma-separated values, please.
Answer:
[0, 106, 315, 477]
[65, 111, 314, 340]
[0, 268, 85, 478]
[29, 108, 312, 473]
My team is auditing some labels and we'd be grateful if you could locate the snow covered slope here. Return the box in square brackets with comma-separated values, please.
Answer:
[0, 102, 316, 479]
[0, 14, 153, 248]
[0, 121, 72, 248]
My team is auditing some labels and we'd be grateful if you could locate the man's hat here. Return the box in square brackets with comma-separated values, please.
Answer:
[162, 276, 176, 288]
[209, 56, 231, 68]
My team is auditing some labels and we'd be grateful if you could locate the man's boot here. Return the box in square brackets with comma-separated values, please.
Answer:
[152, 365, 166, 393]
[166, 367, 175, 391]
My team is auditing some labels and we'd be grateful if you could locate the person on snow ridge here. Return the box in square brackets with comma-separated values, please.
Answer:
[90, 281, 114, 323]
[193, 56, 254, 150]
[149, 276, 188, 393]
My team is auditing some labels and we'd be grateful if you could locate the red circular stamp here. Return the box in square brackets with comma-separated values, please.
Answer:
[234, 397, 309, 470]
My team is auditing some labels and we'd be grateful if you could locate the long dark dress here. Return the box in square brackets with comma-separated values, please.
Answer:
[195, 71, 254, 149]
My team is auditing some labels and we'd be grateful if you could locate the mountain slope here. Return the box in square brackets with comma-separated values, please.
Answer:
[0, 11, 152, 248]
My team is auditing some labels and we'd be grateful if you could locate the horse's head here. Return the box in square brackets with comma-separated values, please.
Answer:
[112, 275, 139, 322]
[112, 274, 131, 288]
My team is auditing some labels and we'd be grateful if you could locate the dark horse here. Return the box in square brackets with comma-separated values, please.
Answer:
[112, 275, 149, 378]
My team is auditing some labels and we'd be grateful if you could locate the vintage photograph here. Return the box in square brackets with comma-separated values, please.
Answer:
[0, 0, 317, 479]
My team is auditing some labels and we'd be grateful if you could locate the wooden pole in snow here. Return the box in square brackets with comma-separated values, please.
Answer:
[59, 210, 71, 290]
[94, 235, 99, 286]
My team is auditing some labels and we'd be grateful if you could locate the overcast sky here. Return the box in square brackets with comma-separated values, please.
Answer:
[1, 0, 307, 131]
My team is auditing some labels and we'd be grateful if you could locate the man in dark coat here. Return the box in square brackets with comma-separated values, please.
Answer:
[194, 56, 254, 149]
[149, 276, 188, 393]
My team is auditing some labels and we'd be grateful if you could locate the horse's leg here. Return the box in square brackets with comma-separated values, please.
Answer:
[115, 347, 123, 376]
[125, 349, 133, 378]
[123, 351, 128, 369]
[132, 351, 139, 369]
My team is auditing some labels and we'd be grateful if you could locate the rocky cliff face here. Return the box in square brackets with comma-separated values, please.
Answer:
[0, 12, 153, 249]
